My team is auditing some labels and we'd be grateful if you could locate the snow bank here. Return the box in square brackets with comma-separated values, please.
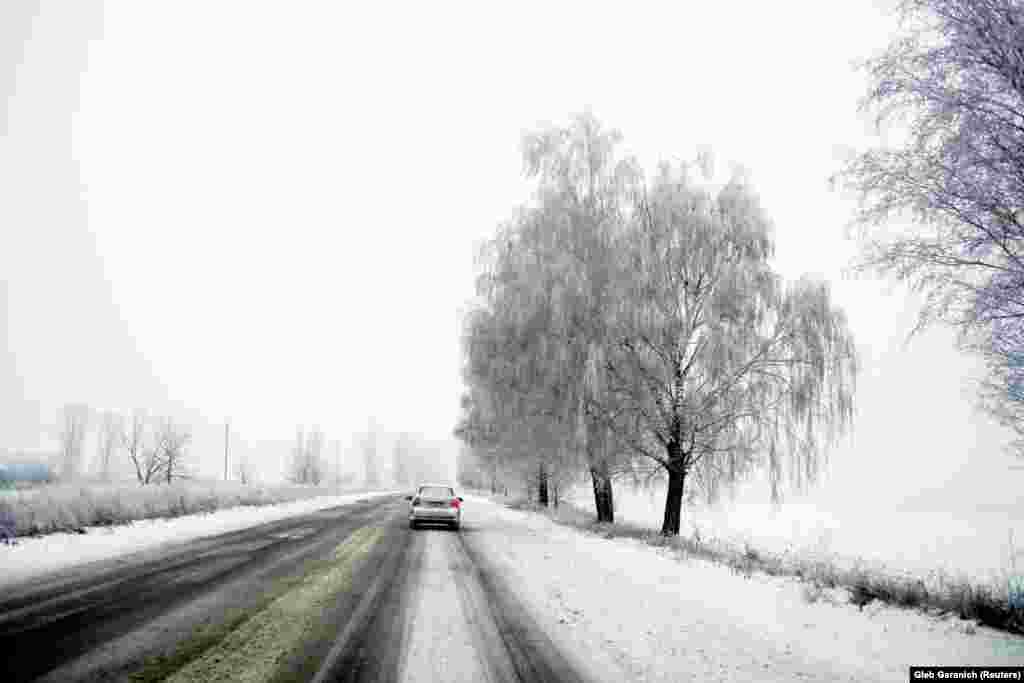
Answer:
[464, 495, 1024, 682]
[0, 489, 401, 590]
[573, 483, 1024, 584]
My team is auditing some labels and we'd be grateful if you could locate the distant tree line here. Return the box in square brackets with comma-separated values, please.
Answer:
[286, 422, 449, 489]
[390, 432, 449, 488]
[287, 425, 327, 486]
[37, 403, 196, 484]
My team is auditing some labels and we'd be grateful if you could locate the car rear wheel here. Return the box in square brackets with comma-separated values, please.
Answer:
[451, 521, 460, 531]
[409, 520, 417, 530]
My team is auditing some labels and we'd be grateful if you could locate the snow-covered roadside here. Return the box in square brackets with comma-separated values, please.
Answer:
[462, 495, 1024, 683]
[0, 490, 402, 590]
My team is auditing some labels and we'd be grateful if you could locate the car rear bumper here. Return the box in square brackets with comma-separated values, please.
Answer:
[410, 506, 460, 522]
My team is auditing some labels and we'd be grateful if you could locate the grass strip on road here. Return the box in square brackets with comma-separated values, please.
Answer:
[129, 525, 383, 683]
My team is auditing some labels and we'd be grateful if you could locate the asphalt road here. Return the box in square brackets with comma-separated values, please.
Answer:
[0, 496, 589, 683]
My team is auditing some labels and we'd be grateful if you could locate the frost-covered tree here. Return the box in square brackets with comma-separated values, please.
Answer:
[288, 426, 306, 484]
[517, 111, 644, 519]
[361, 423, 380, 488]
[58, 403, 90, 480]
[154, 418, 192, 483]
[832, 0, 1024, 454]
[457, 111, 641, 520]
[392, 432, 413, 487]
[456, 298, 524, 493]
[121, 410, 158, 484]
[94, 410, 122, 482]
[460, 112, 858, 533]
[454, 385, 511, 493]
[459, 246, 576, 507]
[305, 426, 326, 486]
[234, 454, 254, 485]
[288, 425, 326, 485]
[611, 159, 858, 535]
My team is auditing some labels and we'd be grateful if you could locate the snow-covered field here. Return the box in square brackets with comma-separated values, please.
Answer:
[464, 495, 1024, 682]
[587, 483, 1024, 586]
[0, 489, 401, 590]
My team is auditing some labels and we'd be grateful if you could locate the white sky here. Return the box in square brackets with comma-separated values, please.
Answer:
[2, 1, 1022, 508]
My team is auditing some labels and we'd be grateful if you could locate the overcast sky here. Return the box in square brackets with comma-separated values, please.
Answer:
[2, 1, 1022, 509]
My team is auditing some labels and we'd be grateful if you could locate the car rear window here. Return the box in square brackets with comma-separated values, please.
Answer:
[419, 486, 453, 498]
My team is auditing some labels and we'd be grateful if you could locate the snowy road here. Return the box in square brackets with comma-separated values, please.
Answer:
[0, 495, 588, 682]
[1, 494, 1022, 682]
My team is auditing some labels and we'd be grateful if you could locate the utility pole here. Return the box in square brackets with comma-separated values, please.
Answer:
[224, 420, 229, 481]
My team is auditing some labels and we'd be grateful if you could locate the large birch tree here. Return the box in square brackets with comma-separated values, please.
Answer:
[610, 160, 858, 535]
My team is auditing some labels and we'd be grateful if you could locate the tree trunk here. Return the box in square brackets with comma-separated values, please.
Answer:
[538, 461, 549, 506]
[590, 461, 614, 523]
[660, 439, 687, 536]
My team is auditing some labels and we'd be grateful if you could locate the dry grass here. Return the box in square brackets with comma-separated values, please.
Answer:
[0, 479, 376, 538]
[495, 492, 1024, 637]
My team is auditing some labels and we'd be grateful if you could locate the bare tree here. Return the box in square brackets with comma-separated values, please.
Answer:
[154, 418, 192, 483]
[831, 0, 1024, 455]
[94, 410, 122, 482]
[58, 403, 90, 481]
[121, 410, 163, 485]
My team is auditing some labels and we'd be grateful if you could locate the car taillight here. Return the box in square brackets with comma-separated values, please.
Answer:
[450, 499, 460, 509]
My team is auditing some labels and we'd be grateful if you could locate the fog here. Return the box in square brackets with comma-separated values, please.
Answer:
[1, 1, 1021, 574]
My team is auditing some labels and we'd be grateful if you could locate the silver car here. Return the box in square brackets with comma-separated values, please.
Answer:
[406, 484, 462, 530]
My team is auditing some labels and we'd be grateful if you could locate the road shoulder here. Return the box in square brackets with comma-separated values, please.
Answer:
[461, 495, 1024, 683]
